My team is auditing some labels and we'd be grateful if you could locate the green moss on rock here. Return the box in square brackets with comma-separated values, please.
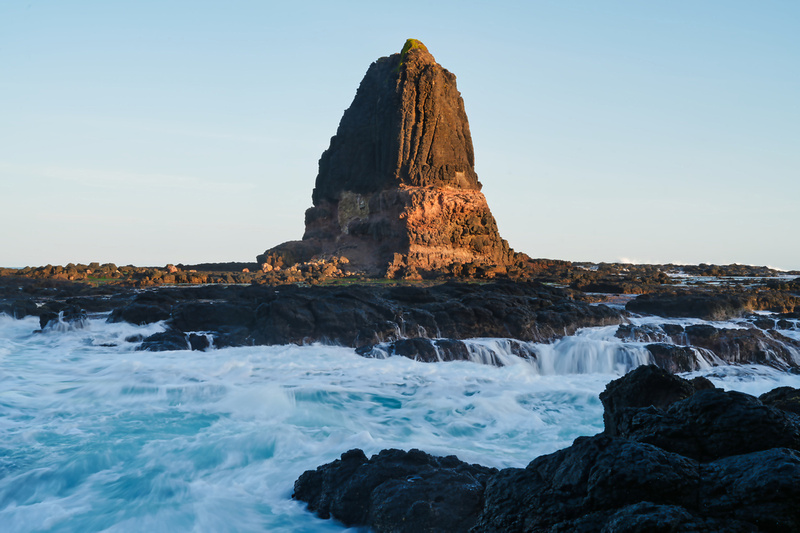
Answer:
[401, 38, 428, 60]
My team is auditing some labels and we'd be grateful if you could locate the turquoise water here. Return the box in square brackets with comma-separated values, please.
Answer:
[0, 314, 798, 532]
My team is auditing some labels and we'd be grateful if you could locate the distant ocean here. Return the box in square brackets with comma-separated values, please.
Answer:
[1, 313, 799, 532]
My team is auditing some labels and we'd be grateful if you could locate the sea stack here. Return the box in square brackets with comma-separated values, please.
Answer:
[259, 39, 520, 278]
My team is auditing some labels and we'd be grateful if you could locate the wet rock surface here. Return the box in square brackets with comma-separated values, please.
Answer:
[294, 366, 800, 532]
[293, 448, 497, 533]
[128, 281, 622, 352]
[4, 272, 798, 373]
[616, 320, 800, 371]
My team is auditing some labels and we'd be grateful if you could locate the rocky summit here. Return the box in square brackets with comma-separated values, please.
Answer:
[258, 39, 520, 278]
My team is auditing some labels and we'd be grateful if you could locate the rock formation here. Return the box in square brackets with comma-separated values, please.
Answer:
[258, 39, 520, 278]
[293, 366, 800, 532]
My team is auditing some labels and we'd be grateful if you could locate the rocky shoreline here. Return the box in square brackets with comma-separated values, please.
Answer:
[2, 266, 799, 533]
[2, 261, 798, 372]
[293, 366, 800, 532]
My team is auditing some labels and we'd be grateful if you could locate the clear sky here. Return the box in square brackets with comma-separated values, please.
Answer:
[1, 1, 798, 270]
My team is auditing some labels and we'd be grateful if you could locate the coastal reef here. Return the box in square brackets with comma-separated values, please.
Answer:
[293, 366, 800, 532]
[2, 262, 799, 372]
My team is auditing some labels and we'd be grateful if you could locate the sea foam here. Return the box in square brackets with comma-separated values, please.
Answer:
[0, 314, 798, 532]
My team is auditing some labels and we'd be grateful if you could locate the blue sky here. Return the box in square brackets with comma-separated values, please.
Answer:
[1, 1, 798, 269]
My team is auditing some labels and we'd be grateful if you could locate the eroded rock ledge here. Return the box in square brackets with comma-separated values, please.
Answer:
[293, 366, 800, 532]
[112, 281, 623, 352]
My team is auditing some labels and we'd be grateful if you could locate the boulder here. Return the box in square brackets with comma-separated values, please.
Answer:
[760, 386, 800, 415]
[137, 329, 189, 351]
[599, 365, 713, 436]
[644, 343, 704, 373]
[293, 448, 497, 533]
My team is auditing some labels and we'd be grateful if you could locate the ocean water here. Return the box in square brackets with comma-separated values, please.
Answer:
[1, 313, 799, 532]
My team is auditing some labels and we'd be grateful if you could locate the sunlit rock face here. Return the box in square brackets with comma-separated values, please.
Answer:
[259, 39, 518, 277]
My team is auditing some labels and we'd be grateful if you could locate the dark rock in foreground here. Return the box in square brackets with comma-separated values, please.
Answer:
[294, 448, 496, 532]
[293, 366, 800, 532]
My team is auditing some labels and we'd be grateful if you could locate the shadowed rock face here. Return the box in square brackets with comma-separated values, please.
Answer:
[311, 39, 480, 202]
[259, 39, 517, 277]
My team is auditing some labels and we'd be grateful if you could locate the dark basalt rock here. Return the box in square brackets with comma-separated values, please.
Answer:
[752, 316, 776, 329]
[294, 367, 800, 532]
[112, 281, 623, 357]
[760, 386, 800, 415]
[476, 435, 800, 533]
[604, 373, 800, 462]
[644, 343, 703, 373]
[682, 324, 800, 369]
[38, 305, 88, 330]
[107, 291, 176, 325]
[108, 302, 170, 325]
[626, 289, 799, 320]
[293, 448, 497, 533]
[7, 299, 39, 319]
[357, 337, 533, 365]
[615, 322, 800, 371]
[187, 333, 211, 351]
[137, 329, 188, 351]
[626, 291, 749, 320]
[477, 436, 703, 532]
[599, 365, 713, 436]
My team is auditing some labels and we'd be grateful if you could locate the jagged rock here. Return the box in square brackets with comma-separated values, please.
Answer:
[606, 387, 800, 463]
[682, 324, 800, 369]
[259, 39, 519, 277]
[107, 291, 176, 325]
[101, 281, 623, 355]
[752, 316, 776, 329]
[292, 448, 497, 533]
[357, 337, 535, 366]
[760, 386, 800, 415]
[187, 333, 211, 351]
[616, 321, 800, 370]
[137, 329, 189, 351]
[9, 299, 38, 319]
[476, 433, 800, 532]
[38, 305, 88, 330]
[626, 291, 750, 320]
[644, 343, 704, 373]
[599, 365, 714, 436]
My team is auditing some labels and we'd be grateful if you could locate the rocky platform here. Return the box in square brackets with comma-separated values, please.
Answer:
[13, 280, 620, 353]
[293, 365, 800, 532]
[3, 271, 799, 371]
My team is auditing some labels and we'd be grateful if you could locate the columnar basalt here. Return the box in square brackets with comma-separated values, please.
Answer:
[258, 39, 519, 277]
